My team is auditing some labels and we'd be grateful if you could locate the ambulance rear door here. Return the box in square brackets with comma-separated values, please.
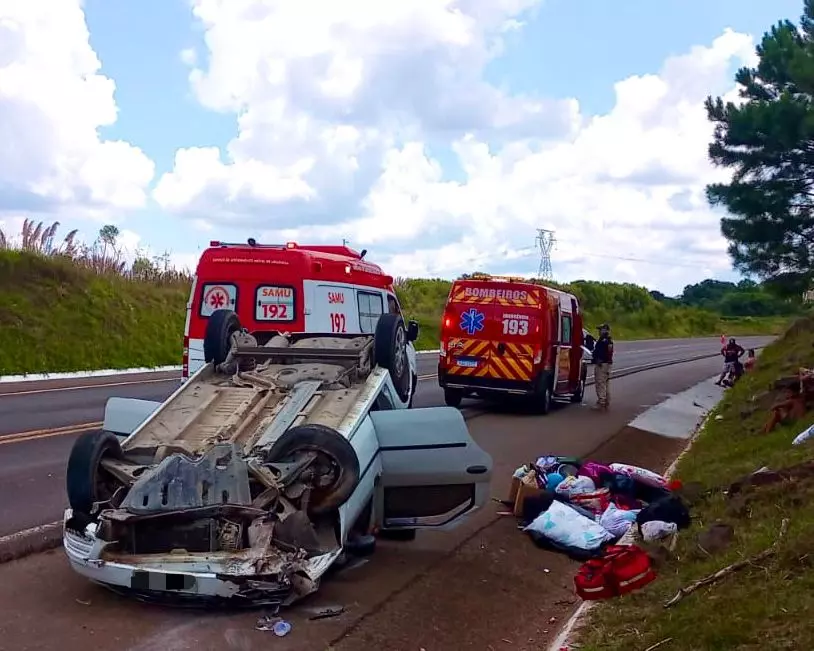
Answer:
[491, 300, 540, 385]
[441, 291, 497, 379]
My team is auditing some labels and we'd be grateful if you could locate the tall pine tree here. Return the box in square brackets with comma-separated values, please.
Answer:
[706, 0, 814, 295]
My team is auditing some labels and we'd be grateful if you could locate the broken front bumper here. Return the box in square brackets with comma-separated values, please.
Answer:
[62, 508, 341, 604]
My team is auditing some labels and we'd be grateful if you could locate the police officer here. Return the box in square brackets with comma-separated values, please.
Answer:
[592, 323, 614, 410]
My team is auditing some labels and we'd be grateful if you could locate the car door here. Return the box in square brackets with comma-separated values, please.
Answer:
[370, 407, 493, 530]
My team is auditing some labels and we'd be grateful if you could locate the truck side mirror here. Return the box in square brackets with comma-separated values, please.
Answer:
[406, 319, 420, 342]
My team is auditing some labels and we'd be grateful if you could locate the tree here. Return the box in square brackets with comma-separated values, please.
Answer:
[705, 0, 814, 292]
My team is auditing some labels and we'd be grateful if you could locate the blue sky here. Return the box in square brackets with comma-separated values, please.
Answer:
[0, 0, 807, 294]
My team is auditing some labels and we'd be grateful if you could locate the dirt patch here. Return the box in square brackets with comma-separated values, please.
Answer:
[332, 518, 578, 651]
[586, 425, 688, 474]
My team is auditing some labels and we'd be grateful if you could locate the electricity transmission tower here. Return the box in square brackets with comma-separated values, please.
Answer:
[536, 228, 556, 281]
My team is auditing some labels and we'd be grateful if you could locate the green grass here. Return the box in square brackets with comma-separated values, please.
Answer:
[0, 250, 189, 375]
[577, 313, 814, 651]
[394, 277, 788, 346]
[0, 250, 791, 376]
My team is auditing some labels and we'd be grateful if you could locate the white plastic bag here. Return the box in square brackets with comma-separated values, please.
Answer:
[554, 475, 596, 498]
[640, 520, 677, 541]
[792, 424, 814, 446]
[599, 503, 640, 538]
[524, 500, 614, 550]
[609, 463, 667, 488]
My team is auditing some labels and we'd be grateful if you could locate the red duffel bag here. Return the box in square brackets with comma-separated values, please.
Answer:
[574, 544, 656, 601]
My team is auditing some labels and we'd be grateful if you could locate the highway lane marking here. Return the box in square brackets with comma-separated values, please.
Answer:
[0, 422, 103, 446]
[4, 348, 767, 447]
[1, 339, 770, 398]
[0, 377, 179, 398]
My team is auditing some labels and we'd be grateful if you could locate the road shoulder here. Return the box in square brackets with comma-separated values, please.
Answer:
[333, 378, 724, 651]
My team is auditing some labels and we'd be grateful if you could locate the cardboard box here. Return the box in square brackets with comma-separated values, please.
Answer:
[513, 478, 545, 517]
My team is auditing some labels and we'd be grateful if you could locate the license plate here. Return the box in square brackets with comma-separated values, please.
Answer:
[456, 357, 480, 368]
[130, 570, 197, 592]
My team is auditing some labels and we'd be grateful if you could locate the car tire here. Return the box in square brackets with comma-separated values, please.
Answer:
[266, 424, 360, 515]
[444, 388, 463, 408]
[378, 528, 417, 541]
[374, 313, 411, 403]
[204, 309, 241, 366]
[66, 430, 124, 517]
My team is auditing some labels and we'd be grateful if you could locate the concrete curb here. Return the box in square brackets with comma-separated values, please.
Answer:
[547, 376, 726, 651]
[0, 350, 442, 384]
[0, 521, 62, 564]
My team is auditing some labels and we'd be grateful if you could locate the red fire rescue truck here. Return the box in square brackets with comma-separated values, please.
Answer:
[437, 274, 588, 413]
[183, 240, 420, 404]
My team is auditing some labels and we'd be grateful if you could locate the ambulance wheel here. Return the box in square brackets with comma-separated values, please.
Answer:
[532, 376, 552, 415]
[374, 313, 411, 403]
[204, 309, 241, 366]
[265, 424, 360, 515]
[444, 388, 463, 408]
[571, 366, 588, 403]
[66, 430, 124, 519]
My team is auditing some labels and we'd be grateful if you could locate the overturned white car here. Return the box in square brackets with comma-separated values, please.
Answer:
[62, 310, 493, 606]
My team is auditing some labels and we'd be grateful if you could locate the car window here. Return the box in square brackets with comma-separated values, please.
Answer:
[199, 283, 238, 317]
[561, 315, 572, 344]
[358, 290, 384, 334]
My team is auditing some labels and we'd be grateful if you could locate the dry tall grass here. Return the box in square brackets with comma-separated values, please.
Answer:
[0, 219, 191, 286]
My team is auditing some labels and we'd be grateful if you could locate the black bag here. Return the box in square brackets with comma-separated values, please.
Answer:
[636, 494, 691, 530]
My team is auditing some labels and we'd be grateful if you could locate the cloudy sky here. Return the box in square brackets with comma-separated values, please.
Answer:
[0, 0, 803, 295]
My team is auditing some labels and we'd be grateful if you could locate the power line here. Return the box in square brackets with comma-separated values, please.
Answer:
[536, 228, 556, 280]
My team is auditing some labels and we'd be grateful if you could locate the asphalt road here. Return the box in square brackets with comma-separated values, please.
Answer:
[0, 335, 771, 538]
[0, 344, 773, 651]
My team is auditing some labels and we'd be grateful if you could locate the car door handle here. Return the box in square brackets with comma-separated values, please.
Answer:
[467, 465, 489, 475]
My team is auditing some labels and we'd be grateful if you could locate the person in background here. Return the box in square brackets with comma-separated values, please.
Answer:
[591, 323, 614, 410]
[744, 348, 756, 373]
[716, 337, 745, 386]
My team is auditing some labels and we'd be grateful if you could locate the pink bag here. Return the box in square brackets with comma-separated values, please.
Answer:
[579, 461, 613, 486]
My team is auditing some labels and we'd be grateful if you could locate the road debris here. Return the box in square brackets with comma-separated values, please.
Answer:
[256, 613, 293, 636]
[305, 605, 345, 620]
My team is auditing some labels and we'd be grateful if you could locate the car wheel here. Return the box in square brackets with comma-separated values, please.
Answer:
[374, 313, 411, 403]
[204, 309, 241, 365]
[265, 424, 360, 515]
[444, 388, 463, 408]
[66, 430, 124, 518]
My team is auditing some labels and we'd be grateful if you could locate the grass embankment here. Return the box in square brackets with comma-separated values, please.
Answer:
[0, 250, 188, 374]
[397, 277, 788, 350]
[578, 314, 814, 650]
[0, 250, 789, 376]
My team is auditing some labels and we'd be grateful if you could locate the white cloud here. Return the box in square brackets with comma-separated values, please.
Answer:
[157, 1, 756, 293]
[290, 28, 755, 294]
[154, 0, 578, 224]
[0, 1, 154, 220]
